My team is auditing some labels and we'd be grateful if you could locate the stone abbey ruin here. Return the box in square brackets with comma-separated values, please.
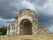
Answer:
[7, 9, 48, 35]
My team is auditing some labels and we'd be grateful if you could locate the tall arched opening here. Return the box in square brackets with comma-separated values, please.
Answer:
[20, 19, 32, 35]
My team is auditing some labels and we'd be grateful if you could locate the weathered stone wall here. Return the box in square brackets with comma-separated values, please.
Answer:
[17, 9, 39, 35]
[39, 27, 48, 34]
[19, 9, 35, 17]
[0, 34, 53, 40]
[7, 23, 16, 35]
[7, 9, 48, 35]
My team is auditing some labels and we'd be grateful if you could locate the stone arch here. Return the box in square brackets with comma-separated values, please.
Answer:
[19, 19, 32, 35]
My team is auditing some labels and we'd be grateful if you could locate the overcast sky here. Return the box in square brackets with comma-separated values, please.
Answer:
[0, 0, 53, 33]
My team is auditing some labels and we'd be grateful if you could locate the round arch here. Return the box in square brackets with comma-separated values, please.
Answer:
[19, 19, 32, 35]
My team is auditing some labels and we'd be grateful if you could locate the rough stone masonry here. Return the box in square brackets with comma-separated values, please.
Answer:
[7, 8, 48, 35]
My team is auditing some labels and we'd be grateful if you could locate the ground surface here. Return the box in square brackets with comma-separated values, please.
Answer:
[0, 34, 53, 40]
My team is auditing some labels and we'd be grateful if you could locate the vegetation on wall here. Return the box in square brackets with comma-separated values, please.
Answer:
[15, 16, 18, 19]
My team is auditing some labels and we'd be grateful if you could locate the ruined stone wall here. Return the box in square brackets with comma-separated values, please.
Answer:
[7, 23, 16, 35]
[19, 9, 35, 17]
[39, 27, 48, 34]
[16, 9, 40, 35]
[7, 8, 48, 35]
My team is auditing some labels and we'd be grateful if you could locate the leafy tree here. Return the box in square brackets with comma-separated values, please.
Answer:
[0, 27, 7, 35]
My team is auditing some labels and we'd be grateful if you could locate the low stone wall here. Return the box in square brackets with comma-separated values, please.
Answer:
[0, 34, 53, 40]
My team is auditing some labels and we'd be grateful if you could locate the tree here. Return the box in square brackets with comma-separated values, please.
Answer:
[0, 27, 7, 35]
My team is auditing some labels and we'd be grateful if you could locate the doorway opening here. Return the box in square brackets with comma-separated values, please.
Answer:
[20, 19, 32, 35]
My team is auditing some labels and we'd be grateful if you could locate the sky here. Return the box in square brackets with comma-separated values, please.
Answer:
[0, 0, 53, 33]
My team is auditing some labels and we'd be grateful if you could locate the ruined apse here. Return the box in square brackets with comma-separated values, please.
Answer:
[7, 9, 48, 35]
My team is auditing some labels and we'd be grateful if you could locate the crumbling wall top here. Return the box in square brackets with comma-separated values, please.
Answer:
[18, 9, 35, 17]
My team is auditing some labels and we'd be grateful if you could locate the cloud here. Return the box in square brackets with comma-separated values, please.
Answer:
[21, 0, 35, 10]
[0, 0, 17, 19]
[0, 0, 35, 19]
[0, 0, 53, 18]
[0, 0, 53, 33]
[48, 25, 53, 33]
[0, 17, 15, 26]
[26, 0, 48, 6]
[36, 0, 53, 16]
